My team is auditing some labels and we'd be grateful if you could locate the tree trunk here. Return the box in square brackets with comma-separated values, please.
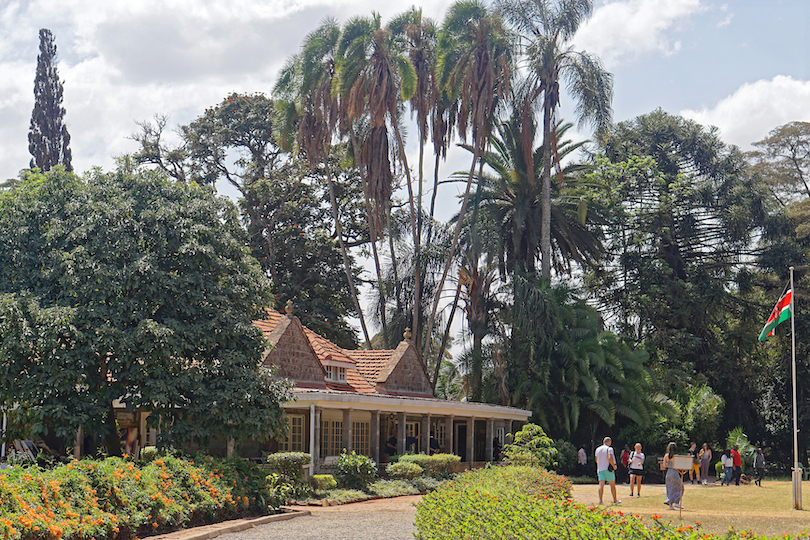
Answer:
[348, 125, 387, 346]
[104, 403, 122, 457]
[431, 278, 463, 393]
[326, 166, 373, 347]
[422, 143, 482, 362]
[393, 125, 421, 358]
[540, 94, 553, 280]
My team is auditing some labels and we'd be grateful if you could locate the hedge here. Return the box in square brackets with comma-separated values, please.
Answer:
[415, 466, 801, 540]
[0, 455, 276, 540]
[397, 454, 459, 478]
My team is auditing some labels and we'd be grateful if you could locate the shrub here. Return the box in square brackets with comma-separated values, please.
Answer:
[311, 474, 337, 490]
[386, 461, 423, 480]
[140, 446, 160, 462]
[368, 479, 419, 497]
[334, 451, 377, 491]
[314, 488, 368, 504]
[411, 475, 441, 493]
[264, 452, 311, 484]
[417, 466, 768, 540]
[0, 454, 274, 540]
[398, 453, 460, 479]
[553, 440, 579, 475]
[502, 424, 557, 468]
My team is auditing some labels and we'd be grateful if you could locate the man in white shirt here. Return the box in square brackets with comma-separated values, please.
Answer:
[595, 436, 620, 505]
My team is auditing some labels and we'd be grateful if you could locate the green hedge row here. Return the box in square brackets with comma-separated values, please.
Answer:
[0, 455, 276, 540]
[415, 466, 797, 540]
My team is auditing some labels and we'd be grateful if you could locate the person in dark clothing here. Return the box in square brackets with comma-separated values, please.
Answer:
[492, 437, 502, 462]
[385, 436, 398, 456]
[429, 435, 440, 455]
[754, 448, 766, 486]
[731, 446, 742, 486]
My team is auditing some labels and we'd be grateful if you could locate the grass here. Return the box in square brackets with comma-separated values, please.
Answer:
[572, 479, 810, 537]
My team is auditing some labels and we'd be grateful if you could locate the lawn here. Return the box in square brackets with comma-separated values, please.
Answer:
[572, 480, 810, 537]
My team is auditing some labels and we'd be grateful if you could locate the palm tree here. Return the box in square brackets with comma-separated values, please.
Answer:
[497, 0, 613, 280]
[274, 20, 373, 346]
[335, 13, 419, 348]
[469, 113, 604, 276]
[423, 0, 512, 365]
[388, 7, 439, 349]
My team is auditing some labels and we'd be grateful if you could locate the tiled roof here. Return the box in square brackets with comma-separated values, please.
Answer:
[349, 350, 394, 384]
[255, 310, 377, 394]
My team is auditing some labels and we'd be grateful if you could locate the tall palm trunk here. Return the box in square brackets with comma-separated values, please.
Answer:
[423, 142, 482, 362]
[431, 278, 463, 392]
[540, 93, 553, 280]
[347, 124, 388, 345]
[326, 167, 373, 346]
[392, 125, 421, 354]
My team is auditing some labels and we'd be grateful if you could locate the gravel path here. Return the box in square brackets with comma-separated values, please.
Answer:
[216, 495, 421, 540]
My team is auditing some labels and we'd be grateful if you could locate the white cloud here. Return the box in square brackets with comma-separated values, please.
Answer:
[681, 76, 810, 149]
[0, 0, 457, 180]
[574, 0, 704, 66]
[716, 13, 733, 28]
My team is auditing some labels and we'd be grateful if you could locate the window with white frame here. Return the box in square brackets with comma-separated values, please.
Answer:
[321, 419, 345, 457]
[352, 421, 370, 456]
[282, 414, 305, 452]
[325, 365, 347, 382]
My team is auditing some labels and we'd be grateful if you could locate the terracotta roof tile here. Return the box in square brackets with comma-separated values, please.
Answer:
[254, 310, 376, 394]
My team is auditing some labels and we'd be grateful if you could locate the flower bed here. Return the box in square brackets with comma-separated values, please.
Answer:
[415, 466, 803, 540]
[0, 455, 276, 540]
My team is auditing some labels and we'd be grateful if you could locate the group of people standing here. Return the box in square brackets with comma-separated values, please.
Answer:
[720, 446, 766, 486]
[590, 437, 768, 508]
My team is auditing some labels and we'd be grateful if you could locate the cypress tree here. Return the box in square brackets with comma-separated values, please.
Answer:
[28, 28, 72, 172]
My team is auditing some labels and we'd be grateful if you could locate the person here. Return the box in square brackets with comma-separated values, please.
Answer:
[699, 443, 712, 485]
[492, 437, 502, 462]
[595, 436, 621, 505]
[428, 434, 440, 456]
[721, 449, 733, 486]
[621, 444, 631, 484]
[628, 442, 645, 497]
[754, 448, 765, 486]
[663, 442, 682, 510]
[687, 442, 700, 484]
[578, 445, 588, 477]
[385, 436, 398, 456]
[731, 445, 742, 486]
[405, 435, 418, 453]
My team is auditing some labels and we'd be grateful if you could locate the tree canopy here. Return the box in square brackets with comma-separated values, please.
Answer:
[0, 165, 291, 455]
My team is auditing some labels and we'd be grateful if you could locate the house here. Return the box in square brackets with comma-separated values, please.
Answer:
[258, 303, 531, 473]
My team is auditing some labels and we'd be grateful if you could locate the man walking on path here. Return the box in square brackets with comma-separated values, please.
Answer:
[754, 448, 765, 486]
[731, 446, 742, 486]
[595, 437, 621, 505]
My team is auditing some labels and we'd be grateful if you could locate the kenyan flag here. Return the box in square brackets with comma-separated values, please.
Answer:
[759, 289, 792, 341]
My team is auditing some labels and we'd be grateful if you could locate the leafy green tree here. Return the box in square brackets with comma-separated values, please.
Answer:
[502, 423, 557, 468]
[749, 121, 810, 204]
[28, 28, 72, 172]
[0, 166, 292, 455]
[242, 153, 364, 348]
[496, 0, 613, 280]
[471, 115, 602, 277]
[589, 110, 771, 382]
[132, 93, 281, 194]
[504, 278, 673, 439]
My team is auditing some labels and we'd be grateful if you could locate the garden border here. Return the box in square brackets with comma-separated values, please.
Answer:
[150, 508, 311, 540]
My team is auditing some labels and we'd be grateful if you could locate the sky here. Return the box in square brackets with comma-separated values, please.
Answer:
[1, 0, 808, 185]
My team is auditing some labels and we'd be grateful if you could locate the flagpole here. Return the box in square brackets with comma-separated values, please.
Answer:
[791, 266, 801, 510]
